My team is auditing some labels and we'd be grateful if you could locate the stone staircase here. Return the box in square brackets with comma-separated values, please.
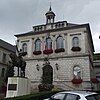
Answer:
[57, 82, 77, 90]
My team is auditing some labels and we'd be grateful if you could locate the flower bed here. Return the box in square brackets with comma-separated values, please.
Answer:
[43, 49, 53, 54]
[55, 48, 65, 53]
[71, 79, 83, 84]
[33, 51, 42, 55]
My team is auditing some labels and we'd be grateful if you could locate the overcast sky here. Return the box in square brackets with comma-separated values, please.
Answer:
[0, 0, 100, 53]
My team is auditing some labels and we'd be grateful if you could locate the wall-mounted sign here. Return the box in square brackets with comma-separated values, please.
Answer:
[8, 84, 17, 90]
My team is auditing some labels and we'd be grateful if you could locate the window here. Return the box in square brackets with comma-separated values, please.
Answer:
[2, 53, 6, 63]
[1, 68, 5, 77]
[22, 43, 27, 52]
[73, 66, 81, 79]
[72, 37, 79, 47]
[35, 39, 41, 51]
[52, 93, 65, 100]
[56, 36, 64, 49]
[45, 37, 52, 50]
[86, 94, 100, 100]
[65, 93, 80, 100]
[71, 37, 81, 51]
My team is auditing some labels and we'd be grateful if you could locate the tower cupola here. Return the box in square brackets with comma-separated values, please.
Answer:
[45, 6, 55, 24]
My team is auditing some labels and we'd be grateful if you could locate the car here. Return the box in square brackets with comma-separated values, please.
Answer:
[44, 91, 100, 100]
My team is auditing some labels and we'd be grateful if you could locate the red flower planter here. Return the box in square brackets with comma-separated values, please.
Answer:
[33, 51, 42, 55]
[43, 49, 53, 54]
[71, 47, 81, 51]
[72, 79, 83, 84]
[91, 78, 99, 83]
[55, 48, 65, 53]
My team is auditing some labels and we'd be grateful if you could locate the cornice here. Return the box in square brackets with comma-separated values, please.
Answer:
[24, 53, 90, 61]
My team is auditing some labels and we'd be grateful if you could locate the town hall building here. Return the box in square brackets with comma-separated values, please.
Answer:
[15, 6, 99, 91]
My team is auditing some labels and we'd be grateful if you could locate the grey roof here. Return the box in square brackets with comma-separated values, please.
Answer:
[0, 39, 16, 53]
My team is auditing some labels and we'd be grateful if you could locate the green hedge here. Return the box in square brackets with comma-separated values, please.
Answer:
[0, 91, 59, 100]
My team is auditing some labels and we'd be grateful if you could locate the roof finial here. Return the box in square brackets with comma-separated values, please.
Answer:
[45, 1, 55, 24]
[49, 1, 52, 11]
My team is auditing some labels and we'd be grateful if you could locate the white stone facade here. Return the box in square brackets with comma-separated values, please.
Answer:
[16, 24, 97, 91]
[15, 7, 97, 91]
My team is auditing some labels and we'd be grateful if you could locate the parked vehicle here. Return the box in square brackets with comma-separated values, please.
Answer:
[44, 91, 100, 100]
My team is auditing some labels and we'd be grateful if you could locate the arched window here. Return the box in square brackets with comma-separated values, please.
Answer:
[1, 68, 5, 77]
[35, 39, 41, 51]
[73, 66, 81, 79]
[22, 43, 27, 52]
[72, 37, 79, 47]
[45, 37, 52, 50]
[56, 36, 64, 49]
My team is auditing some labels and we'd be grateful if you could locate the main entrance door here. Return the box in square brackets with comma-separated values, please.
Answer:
[42, 65, 53, 84]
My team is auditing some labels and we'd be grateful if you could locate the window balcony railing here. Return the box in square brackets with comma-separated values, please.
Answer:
[33, 51, 42, 55]
[55, 48, 65, 53]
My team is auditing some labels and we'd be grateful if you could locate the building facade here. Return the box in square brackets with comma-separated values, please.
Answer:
[93, 54, 100, 82]
[0, 39, 16, 86]
[15, 7, 99, 91]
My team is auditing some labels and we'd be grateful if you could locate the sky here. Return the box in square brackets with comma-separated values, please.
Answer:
[0, 0, 100, 53]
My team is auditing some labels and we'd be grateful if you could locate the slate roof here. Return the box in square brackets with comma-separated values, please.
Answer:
[0, 39, 16, 53]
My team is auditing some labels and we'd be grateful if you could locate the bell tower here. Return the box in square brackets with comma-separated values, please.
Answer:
[45, 6, 55, 24]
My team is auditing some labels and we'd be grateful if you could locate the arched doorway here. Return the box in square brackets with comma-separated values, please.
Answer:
[42, 65, 53, 84]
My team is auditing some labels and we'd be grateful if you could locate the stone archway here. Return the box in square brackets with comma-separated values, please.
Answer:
[42, 65, 53, 84]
